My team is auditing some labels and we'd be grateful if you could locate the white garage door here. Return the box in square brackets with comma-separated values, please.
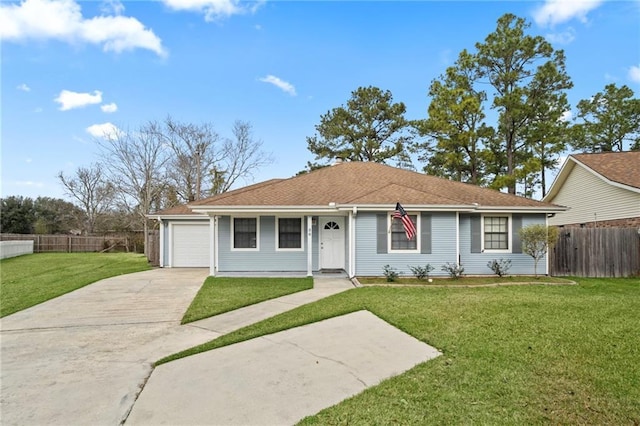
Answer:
[171, 223, 210, 267]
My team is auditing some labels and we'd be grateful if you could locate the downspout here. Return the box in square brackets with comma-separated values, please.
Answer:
[545, 214, 549, 276]
[456, 212, 460, 266]
[158, 218, 164, 268]
[349, 207, 357, 278]
[307, 216, 313, 277]
[209, 216, 216, 276]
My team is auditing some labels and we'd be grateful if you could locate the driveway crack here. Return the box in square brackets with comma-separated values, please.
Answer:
[1, 320, 177, 333]
[260, 336, 369, 388]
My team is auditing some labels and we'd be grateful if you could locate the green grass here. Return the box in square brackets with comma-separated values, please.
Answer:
[158, 277, 640, 424]
[181, 276, 314, 324]
[0, 252, 151, 317]
[358, 275, 572, 285]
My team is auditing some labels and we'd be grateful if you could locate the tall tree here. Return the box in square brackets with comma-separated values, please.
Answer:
[96, 121, 169, 255]
[211, 120, 274, 195]
[571, 84, 640, 152]
[416, 50, 491, 185]
[475, 13, 573, 194]
[162, 116, 221, 202]
[306, 86, 412, 167]
[522, 61, 572, 197]
[0, 196, 35, 234]
[58, 163, 114, 234]
[32, 197, 82, 234]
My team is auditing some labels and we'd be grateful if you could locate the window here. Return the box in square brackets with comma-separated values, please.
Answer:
[233, 217, 258, 249]
[484, 216, 509, 250]
[324, 221, 340, 230]
[278, 218, 302, 250]
[390, 214, 418, 251]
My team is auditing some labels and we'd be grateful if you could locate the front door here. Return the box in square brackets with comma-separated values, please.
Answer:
[319, 217, 345, 270]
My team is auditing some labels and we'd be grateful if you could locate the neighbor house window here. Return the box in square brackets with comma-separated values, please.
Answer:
[277, 218, 302, 250]
[233, 217, 258, 249]
[483, 216, 509, 250]
[390, 214, 418, 251]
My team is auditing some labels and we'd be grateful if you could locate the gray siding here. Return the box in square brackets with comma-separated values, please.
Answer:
[356, 212, 457, 277]
[460, 213, 547, 275]
[217, 215, 348, 273]
[218, 216, 307, 272]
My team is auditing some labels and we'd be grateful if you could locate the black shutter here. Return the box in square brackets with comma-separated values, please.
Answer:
[421, 214, 432, 254]
[376, 214, 387, 254]
[470, 214, 482, 253]
[512, 214, 523, 253]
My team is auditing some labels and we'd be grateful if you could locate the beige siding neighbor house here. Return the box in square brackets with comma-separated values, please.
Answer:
[543, 152, 640, 227]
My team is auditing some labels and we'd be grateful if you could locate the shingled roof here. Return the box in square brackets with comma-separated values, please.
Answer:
[572, 152, 640, 190]
[186, 162, 562, 211]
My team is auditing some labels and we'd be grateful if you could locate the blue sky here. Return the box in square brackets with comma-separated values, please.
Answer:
[2, 0, 639, 201]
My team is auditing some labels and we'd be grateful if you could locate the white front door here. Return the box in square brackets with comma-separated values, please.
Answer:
[319, 217, 345, 270]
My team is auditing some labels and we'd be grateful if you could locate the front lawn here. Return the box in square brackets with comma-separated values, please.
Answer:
[181, 276, 314, 324]
[0, 253, 151, 317]
[159, 277, 640, 424]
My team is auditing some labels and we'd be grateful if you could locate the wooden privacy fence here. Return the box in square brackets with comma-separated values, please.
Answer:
[0, 233, 131, 253]
[550, 228, 640, 277]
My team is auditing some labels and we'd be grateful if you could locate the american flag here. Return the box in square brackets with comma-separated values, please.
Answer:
[393, 202, 417, 240]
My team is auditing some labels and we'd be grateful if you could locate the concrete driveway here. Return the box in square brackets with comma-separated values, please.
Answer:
[0, 268, 217, 426]
[1, 270, 441, 426]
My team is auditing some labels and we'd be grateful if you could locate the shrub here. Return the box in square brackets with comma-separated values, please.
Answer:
[441, 262, 464, 279]
[487, 258, 512, 277]
[409, 264, 435, 280]
[382, 264, 399, 282]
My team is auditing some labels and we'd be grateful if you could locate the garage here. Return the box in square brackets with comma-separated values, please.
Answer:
[170, 222, 210, 267]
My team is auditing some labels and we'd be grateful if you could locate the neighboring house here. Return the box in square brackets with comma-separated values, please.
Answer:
[150, 161, 566, 277]
[543, 152, 640, 228]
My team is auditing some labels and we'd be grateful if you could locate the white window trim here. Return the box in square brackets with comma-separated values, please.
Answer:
[481, 214, 512, 253]
[231, 216, 260, 251]
[387, 212, 421, 253]
[276, 216, 304, 252]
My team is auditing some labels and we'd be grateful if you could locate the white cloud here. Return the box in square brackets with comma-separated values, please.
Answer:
[560, 110, 572, 122]
[533, 0, 603, 27]
[0, 0, 166, 57]
[545, 27, 576, 45]
[25, 158, 32, 163]
[628, 65, 640, 83]
[16, 83, 31, 92]
[86, 122, 122, 138]
[259, 75, 297, 96]
[101, 102, 118, 113]
[15, 180, 44, 188]
[55, 89, 102, 111]
[162, 0, 264, 21]
[100, 0, 125, 16]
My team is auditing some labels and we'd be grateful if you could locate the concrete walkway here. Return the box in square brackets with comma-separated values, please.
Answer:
[126, 310, 441, 425]
[0, 269, 355, 426]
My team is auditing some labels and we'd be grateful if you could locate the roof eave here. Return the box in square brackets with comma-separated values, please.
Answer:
[474, 206, 568, 213]
[188, 203, 566, 215]
[189, 205, 347, 215]
[147, 214, 208, 220]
